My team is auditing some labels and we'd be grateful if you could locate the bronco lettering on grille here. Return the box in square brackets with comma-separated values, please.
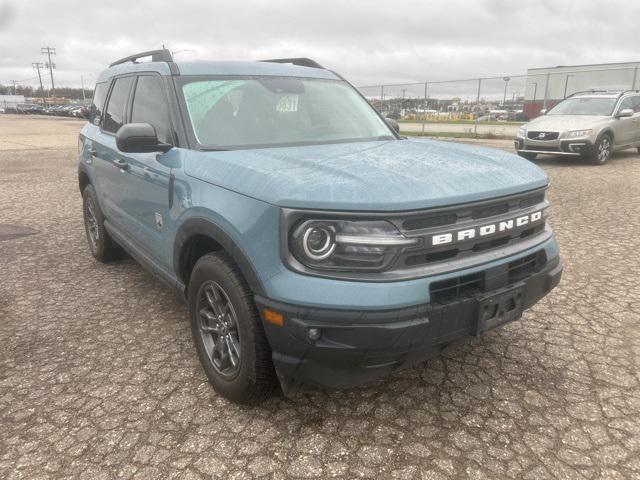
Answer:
[431, 211, 544, 246]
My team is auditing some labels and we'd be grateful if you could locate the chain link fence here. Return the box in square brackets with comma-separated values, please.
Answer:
[357, 64, 640, 136]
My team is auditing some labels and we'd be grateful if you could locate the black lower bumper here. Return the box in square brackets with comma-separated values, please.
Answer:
[256, 257, 562, 392]
[514, 138, 595, 156]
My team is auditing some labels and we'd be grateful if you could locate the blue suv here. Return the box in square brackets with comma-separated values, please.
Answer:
[78, 49, 563, 403]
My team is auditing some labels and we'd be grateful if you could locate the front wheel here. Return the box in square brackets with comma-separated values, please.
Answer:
[589, 134, 612, 165]
[517, 152, 537, 161]
[188, 252, 276, 404]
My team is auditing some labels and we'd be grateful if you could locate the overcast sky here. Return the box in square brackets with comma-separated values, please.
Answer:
[0, 0, 638, 92]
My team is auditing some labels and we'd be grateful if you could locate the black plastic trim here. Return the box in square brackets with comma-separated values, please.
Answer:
[173, 217, 266, 296]
[110, 49, 173, 67]
[255, 256, 562, 390]
[261, 58, 324, 69]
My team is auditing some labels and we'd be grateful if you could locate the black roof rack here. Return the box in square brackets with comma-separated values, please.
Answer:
[110, 49, 173, 68]
[260, 57, 324, 69]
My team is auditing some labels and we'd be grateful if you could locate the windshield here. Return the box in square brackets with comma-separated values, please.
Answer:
[180, 76, 395, 149]
[547, 97, 617, 116]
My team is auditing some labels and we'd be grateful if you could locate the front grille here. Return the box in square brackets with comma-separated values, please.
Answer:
[508, 251, 546, 283]
[527, 131, 559, 141]
[430, 272, 483, 304]
[429, 251, 547, 305]
[403, 213, 457, 231]
[396, 188, 548, 268]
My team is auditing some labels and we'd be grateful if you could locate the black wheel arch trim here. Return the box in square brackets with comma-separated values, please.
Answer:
[78, 163, 93, 192]
[173, 217, 266, 297]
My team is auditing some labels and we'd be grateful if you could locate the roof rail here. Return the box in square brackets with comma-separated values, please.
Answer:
[109, 49, 173, 68]
[565, 89, 635, 99]
[260, 57, 324, 69]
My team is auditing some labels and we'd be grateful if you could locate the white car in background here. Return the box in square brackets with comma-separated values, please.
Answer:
[515, 90, 640, 165]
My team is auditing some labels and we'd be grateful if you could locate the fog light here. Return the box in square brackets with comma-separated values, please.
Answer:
[307, 328, 321, 341]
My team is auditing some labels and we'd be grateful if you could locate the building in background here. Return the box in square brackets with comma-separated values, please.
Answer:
[0, 95, 26, 110]
[524, 61, 640, 119]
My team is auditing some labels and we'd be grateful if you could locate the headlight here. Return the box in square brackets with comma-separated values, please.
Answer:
[565, 129, 592, 138]
[290, 219, 419, 271]
[518, 127, 526, 138]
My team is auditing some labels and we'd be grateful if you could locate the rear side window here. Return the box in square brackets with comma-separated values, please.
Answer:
[131, 75, 171, 144]
[103, 77, 134, 134]
[89, 82, 108, 123]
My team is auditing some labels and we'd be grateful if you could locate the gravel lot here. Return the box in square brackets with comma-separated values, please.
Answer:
[1, 115, 640, 480]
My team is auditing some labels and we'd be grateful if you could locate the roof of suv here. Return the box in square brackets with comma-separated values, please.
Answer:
[572, 92, 622, 99]
[568, 90, 640, 100]
[96, 58, 341, 83]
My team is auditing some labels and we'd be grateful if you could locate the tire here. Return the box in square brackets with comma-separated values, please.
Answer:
[517, 152, 537, 161]
[82, 184, 121, 262]
[188, 252, 276, 404]
[588, 134, 612, 165]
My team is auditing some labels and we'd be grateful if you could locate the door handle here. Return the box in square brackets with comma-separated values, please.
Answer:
[113, 159, 129, 170]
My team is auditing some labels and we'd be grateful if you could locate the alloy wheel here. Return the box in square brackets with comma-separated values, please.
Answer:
[85, 197, 99, 251]
[197, 281, 242, 378]
[598, 137, 611, 163]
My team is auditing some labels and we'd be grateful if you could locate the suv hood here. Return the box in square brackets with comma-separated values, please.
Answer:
[183, 139, 548, 211]
[525, 115, 608, 131]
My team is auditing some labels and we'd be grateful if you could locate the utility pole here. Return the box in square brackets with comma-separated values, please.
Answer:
[80, 75, 86, 102]
[502, 77, 510, 106]
[41, 46, 56, 98]
[32, 63, 46, 107]
[11, 80, 16, 95]
[474, 78, 482, 137]
[563, 74, 574, 98]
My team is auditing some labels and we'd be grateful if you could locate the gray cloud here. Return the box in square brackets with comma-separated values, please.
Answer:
[0, 0, 637, 90]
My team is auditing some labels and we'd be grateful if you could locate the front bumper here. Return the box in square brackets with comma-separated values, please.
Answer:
[256, 254, 562, 391]
[515, 137, 595, 156]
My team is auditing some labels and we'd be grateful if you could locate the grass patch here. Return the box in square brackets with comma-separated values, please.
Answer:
[401, 131, 513, 140]
[398, 119, 525, 126]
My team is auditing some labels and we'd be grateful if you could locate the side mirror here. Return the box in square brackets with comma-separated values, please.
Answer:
[116, 123, 172, 153]
[616, 108, 634, 118]
[385, 118, 400, 134]
[539, 109, 547, 115]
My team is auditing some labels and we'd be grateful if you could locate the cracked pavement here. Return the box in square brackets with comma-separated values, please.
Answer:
[1, 115, 640, 479]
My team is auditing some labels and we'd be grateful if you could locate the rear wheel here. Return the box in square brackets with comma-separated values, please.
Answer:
[517, 152, 537, 161]
[82, 185, 121, 262]
[188, 252, 276, 404]
[589, 134, 612, 165]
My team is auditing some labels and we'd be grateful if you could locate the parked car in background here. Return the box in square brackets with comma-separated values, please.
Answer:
[69, 106, 84, 117]
[79, 49, 562, 404]
[515, 90, 640, 165]
[16, 103, 42, 114]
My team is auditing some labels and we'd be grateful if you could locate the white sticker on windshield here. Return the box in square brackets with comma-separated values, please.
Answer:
[276, 95, 299, 112]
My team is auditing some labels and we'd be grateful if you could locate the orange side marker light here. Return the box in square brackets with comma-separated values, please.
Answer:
[263, 308, 284, 327]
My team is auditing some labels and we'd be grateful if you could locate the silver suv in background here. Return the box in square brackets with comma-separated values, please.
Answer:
[515, 90, 640, 165]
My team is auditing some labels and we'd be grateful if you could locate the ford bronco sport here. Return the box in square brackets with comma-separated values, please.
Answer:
[79, 49, 563, 403]
[516, 90, 640, 165]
